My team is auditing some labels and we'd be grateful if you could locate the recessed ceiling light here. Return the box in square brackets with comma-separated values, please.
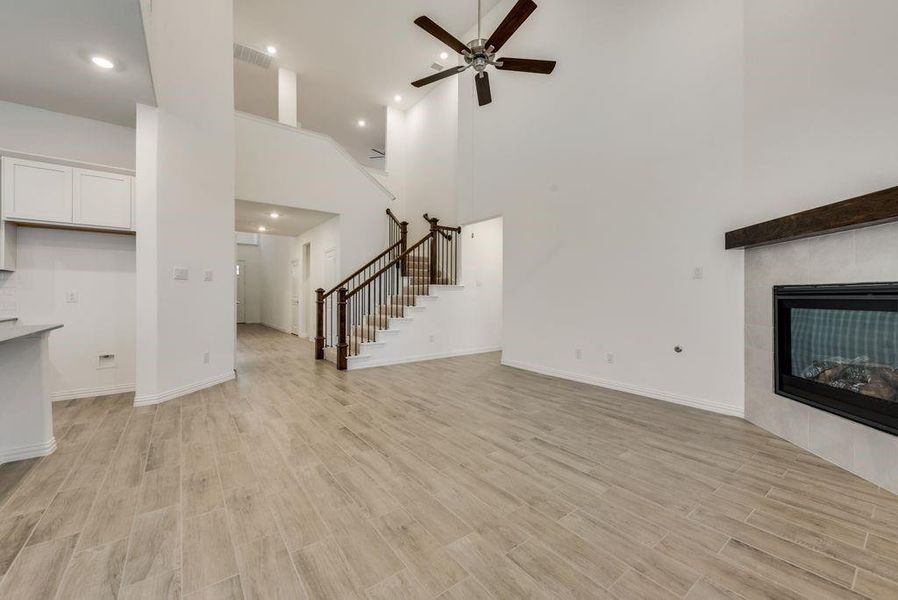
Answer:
[258, 226, 267, 232]
[266, 45, 277, 55]
[439, 51, 450, 60]
[269, 212, 280, 219]
[394, 94, 403, 102]
[91, 56, 115, 69]
[357, 119, 366, 127]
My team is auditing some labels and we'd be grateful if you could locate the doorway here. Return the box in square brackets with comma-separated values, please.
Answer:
[290, 258, 300, 336]
[236, 259, 247, 324]
[300, 242, 311, 338]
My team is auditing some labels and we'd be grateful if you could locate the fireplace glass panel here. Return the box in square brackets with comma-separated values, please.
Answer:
[790, 308, 898, 402]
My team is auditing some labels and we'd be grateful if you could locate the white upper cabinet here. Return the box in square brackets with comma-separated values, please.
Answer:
[1, 156, 134, 232]
[2, 157, 73, 223]
[73, 168, 133, 229]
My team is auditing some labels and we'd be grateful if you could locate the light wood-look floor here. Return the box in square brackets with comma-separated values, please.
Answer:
[2, 324, 898, 599]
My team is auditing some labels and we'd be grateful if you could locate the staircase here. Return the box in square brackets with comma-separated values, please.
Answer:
[317, 211, 462, 370]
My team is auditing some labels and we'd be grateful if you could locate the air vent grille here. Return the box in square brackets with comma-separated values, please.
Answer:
[234, 43, 272, 68]
[430, 62, 445, 72]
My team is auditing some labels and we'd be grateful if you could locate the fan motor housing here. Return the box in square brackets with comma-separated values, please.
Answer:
[465, 38, 494, 72]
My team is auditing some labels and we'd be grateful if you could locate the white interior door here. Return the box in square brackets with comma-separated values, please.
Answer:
[324, 247, 337, 288]
[236, 260, 246, 324]
[301, 243, 311, 337]
[290, 259, 300, 335]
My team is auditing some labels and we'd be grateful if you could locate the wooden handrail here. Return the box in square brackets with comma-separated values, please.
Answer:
[323, 240, 402, 299]
[346, 233, 433, 299]
[423, 213, 454, 240]
[386, 208, 402, 227]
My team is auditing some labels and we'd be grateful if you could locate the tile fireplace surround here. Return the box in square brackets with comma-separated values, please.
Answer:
[745, 221, 898, 494]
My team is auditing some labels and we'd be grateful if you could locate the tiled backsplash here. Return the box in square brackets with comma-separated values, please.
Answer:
[745, 221, 898, 494]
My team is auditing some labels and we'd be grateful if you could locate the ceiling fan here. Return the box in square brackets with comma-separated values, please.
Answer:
[411, 0, 556, 106]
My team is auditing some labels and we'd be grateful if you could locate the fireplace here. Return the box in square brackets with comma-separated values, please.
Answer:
[775, 283, 898, 435]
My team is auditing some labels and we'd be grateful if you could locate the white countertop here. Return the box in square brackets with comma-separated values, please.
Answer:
[0, 324, 63, 344]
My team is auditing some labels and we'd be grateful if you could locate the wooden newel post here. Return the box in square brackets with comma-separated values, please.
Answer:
[315, 288, 325, 360]
[400, 221, 409, 276]
[428, 216, 439, 285]
[337, 288, 348, 370]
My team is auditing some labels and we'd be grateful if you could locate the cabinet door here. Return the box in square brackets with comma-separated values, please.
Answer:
[2, 157, 73, 223]
[73, 168, 132, 229]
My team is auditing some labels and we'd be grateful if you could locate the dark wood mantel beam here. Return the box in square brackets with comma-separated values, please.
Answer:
[725, 185, 898, 249]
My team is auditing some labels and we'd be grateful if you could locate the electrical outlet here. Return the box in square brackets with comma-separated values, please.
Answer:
[203, 270, 214, 282]
[429, 335, 435, 343]
[203, 351, 210, 364]
[693, 266, 704, 280]
[606, 353, 615, 364]
[575, 349, 582, 360]
[66, 291, 79, 303]
[173, 267, 189, 281]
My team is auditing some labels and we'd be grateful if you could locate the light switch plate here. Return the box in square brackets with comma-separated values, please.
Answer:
[203, 270, 214, 282]
[173, 267, 189, 281]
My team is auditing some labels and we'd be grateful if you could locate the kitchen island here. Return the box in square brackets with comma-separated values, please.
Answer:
[0, 323, 63, 463]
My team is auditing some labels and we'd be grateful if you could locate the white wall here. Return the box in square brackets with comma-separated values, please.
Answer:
[236, 113, 392, 276]
[461, 217, 503, 349]
[392, 80, 460, 239]
[0, 100, 135, 169]
[457, 0, 745, 415]
[742, 0, 898, 223]
[236, 242, 262, 323]
[294, 216, 341, 339]
[0, 101, 137, 399]
[3, 229, 136, 400]
[383, 107, 408, 218]
[259, 234, 293, 332]
[135, 0, 236, 405]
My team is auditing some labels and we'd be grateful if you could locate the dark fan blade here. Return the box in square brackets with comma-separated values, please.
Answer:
[475, 72, 492, 106]
[496, 57, 556, 74]
[486, 0, 537, 53]
[414, 16, 469, 55]
[411, 66, 466, 88]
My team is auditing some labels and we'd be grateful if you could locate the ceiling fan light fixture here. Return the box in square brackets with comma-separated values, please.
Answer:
[409, 0, 555, 107]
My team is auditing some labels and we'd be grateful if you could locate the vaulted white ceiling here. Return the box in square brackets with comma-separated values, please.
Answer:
[0, 0, 155, 127]
[234, 0, 500, 166]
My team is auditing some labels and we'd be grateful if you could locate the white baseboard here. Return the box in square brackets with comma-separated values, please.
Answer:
[133, 371, 235, 407]
[349, 346, 502, 370]
[501, 359, 744, 418]
[0, 437, 57, 464]
[51, 383, 135, 402]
